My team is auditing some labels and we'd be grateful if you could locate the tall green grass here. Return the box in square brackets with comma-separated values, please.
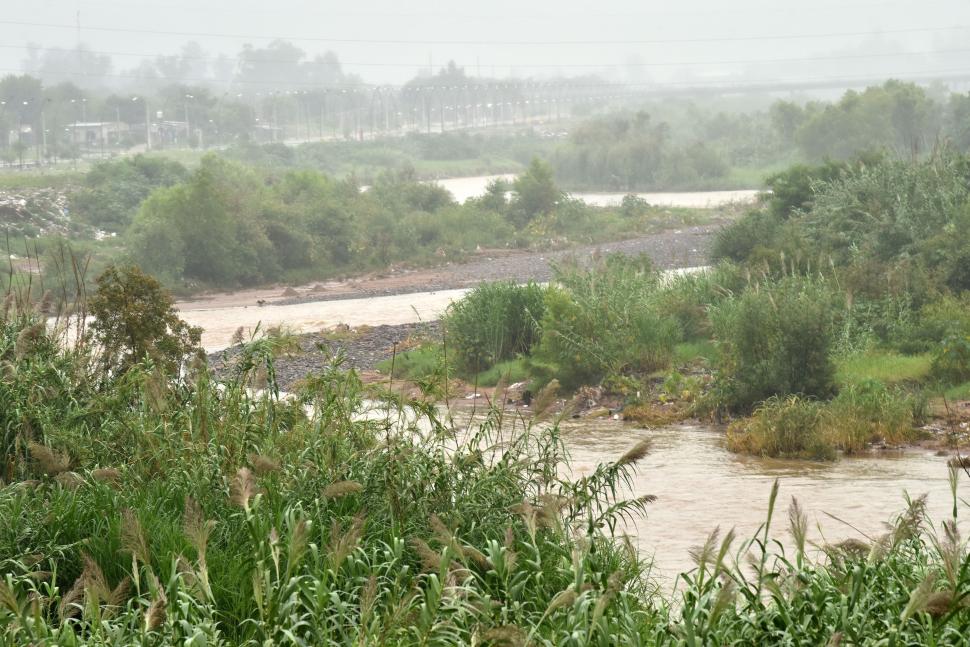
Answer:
[2, 289, 969, 644]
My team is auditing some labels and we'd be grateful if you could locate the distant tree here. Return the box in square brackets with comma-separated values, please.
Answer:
[71, 155, 189, 232]
[88, 265, 202, 375]
[510, 158, 562, 227]
[474, 178, 511, 212]
[769, 100, 806, 147]
[129, 155, 277, 286]
[795, 82, 942, 160]
[945, 93, 970, 151]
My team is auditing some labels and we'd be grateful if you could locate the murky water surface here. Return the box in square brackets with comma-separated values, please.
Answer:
[184, 288, 469, 353]
[562, 420, 963, 581]
[433, 174, 760, 207]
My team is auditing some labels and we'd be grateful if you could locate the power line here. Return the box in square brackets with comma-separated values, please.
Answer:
[61, 0, 963, 19]
[4, 19, 970, 46]
[4, 65, 970, 92]
[12, 43, 970, 70]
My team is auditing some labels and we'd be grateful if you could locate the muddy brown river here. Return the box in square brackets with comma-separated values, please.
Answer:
[433, 174, 760, 207]
[564, 420, 964, 582]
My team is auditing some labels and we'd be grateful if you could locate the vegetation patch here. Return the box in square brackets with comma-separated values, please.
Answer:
[836, 351, 933, 388]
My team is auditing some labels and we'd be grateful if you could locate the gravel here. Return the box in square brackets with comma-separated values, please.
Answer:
[208, 322, 441, 390]
[209, 224, 720, 386]
[277, 224, 719, 304]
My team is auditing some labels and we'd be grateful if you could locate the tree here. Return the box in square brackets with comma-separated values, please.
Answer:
[129, 155, 276, 286]
[88, 265, 202, 375]
[510, 158, 561, 228]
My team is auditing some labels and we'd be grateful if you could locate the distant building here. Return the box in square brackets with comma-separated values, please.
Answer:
[7, 125, 35, 148]
[254, 124, 283, 143]
[152, 120, 190, 146]
[68, 121, 130, 146]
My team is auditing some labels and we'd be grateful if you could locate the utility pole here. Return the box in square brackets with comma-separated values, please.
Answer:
[40, 109, 47, 165]
[144, 98, 151, 150]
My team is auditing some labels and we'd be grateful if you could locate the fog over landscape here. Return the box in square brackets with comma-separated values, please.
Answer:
[4, 0, 970, 90]
[4, 1, 970, 645]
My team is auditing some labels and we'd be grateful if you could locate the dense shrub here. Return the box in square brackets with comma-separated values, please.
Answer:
[87, 264, 202, 375]
[711, 278, 838, 411]
[711, 154, 970, 323]
[445, 281, 545, 374]
[118, 153, 686, 290]
[726, 395, 835, 460]
[654, 265, 746, 339]
[827, 380, 925, 452]
[710, 209, 782, 262]
[932, 335, 970, 384]
[728, 381, 924, 460]
[553, 111, 733, 190]
[70, 155, 189, 232]
[534, 255, 678, 389]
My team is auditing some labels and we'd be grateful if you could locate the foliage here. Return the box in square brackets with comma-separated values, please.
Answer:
[726, 395, 835, 460]
[1, 280, 970, 644]
[69, 156, 189, 232]
[534, 255, 679, 389]
[552, 111, 734, 190]
[87, 264, 201, 375]
[933, 335, 970, 384]
[119, 154, 700, 290]
[715, 153, 970, 304]
[728, 380, 925, 459]
[128, 155, 279, 286]
[795, 81, 942, 160]
[0, 311, 662, 645]
[835, 351, 933, 388]
[445, 281, 546, 374]
[509, 158, 562, 228]
[711, 278, 839, 411]
[827, 379, 926, 450]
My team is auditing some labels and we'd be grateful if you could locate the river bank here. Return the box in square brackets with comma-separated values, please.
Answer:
[183, 223, 719, 352]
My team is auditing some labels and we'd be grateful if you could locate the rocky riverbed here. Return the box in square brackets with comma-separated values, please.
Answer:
[202, 223, 721, 384]
[208, 321, 441, 389]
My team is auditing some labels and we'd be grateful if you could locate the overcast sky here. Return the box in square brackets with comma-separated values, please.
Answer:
[3, 0, 970, 88]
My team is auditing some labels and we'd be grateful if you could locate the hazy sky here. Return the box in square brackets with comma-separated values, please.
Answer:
[3, 0, 970, 88]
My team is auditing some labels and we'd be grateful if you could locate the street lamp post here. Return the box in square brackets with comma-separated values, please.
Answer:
[18, 100, 28, 169]
[132, 96, 151, 150]
[184, 94, 194, 148]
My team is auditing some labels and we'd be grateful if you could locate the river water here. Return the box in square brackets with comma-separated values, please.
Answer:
[564, 420, 964, 582]
[182, 287, 469, 353]
[433, 174, 760, 207]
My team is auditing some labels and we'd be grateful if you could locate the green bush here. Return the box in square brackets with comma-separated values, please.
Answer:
[827, 379, 924, 452]
[711, 278, 838, 411]
[710, 209, 782, 262]
[534, 255, 678, 389]
[445, 281, 546, 374]
[655, 264, 746, 339]
[70, 155, 189, 232]
[932, 335, 970, 384]
[87, 264, 202, 376]
[727, 395, 835, 460]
